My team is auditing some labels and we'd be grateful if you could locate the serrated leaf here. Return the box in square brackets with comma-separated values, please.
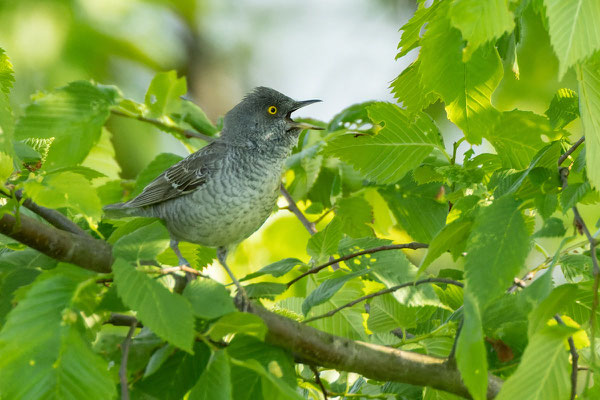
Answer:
[419, 218, 473, 274]
[545, 0, 600, 79]
[0, 272, 115, 400]
[175, 99, 218, 136]
[183, 278, 235, 320]
[495, 324, 576, 400]
[14, 81, 120, 169]
[577, 61, 600, 190]
[533, 217, 566, 238]
[244, 282, 287, 300]
[241, 258, 305, 281]
[324, 103, 441, 184]
[145, 70, 187, 117]
[306, 217, 343, 261]
[396, 0, 441, 58]
[131, 152, 184, 198]
[465, 196, 530, 307]
[112, 258, 195, 352]
[528, 284, 578, 337]
[327, 101, 376, 132]
[420, 5, 503, 144]
[560, 181, 591, 211]
[545, 88, 579, 129]
[560, 254, 593, 282]
[24, 171, 103, 222]
[302, 269, 369, 315]
[189, 351, 232, 400]
[336, 196, 373, 238]
[367, 294, 420, 332]
[390, 60, 439, 112]
[208, 312, 267, 341]
[113, 221, 170, 262]
[81, 128, 121, 179]
[449, 0, 514, 60]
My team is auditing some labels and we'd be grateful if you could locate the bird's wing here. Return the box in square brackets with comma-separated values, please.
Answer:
[124, 141, 226, 208]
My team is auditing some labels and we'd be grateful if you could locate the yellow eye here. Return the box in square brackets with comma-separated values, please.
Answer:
[267, 105, 277, 115]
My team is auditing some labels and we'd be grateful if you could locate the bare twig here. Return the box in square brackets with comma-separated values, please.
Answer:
[302, 278, 462, 324]
[287, 242, 429, 288]
[120, 321, 137, 400]
[558, 136, 585, 166]
[447, 318, 463, 364]
[110, 109, 216, 142]
[309, 365, 328, 400]
[554, 315, 579, 400]
[279, 184, 316, 234]
[159, 265, 209, 279]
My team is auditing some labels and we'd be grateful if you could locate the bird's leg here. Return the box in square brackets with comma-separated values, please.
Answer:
[217, 247, 249, 311]
[170, 239, 195, 282]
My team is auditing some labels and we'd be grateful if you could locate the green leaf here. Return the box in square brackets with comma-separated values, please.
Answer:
[533, 217, 566, 238]
[0, 272, 115, 400]
[560, 254, 593, 282]
[24, 171, 103, 222]
[577, 61, 600, 190]
[145, 70, 187, 117]
[81, 128, 121, 179]
[306, 217, 343, 261]
[131, 152, 184, 197]
[367, 294, 420, 332]
[0, 48, 15, 157]
[560, 181, 591, 211]
[487, 111, 560, 170]
[419, 5, 503, 144]
[528, 284, 578, 337]
[14, 81, 120, 169]
[419, 218, 473, 274]
[456, 293, 487, 400]
[449, 0, 514, 60]
[183, 278, 235, 320]
[336, 196, 374, 238]
[143, 344, 174, 378]
[396, 0, 441, 58]
[465, 196, 530, 307]
[208, 312, 267, 341]
[229, 358, 304, 400]
[189, 351, 232, 400]
[302, 269, 369, 315]
[112, 258, 195, 352]
[390, 60, 439, 112]
[241, 258, 305, 281]
[545, 0, 600, 78]
[545, 88, 579, 129]
[0, 152, 13, 183]
[324, 103, 442, 184]
[113, 221, 170, 262]
[327, 101, 376, 132]
[245, 282, 287, 300]
[175, 99, 218, 136]
[495, 324, 576, 400]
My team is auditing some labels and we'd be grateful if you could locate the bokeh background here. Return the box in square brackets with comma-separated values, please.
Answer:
[0, 0, 585, 280]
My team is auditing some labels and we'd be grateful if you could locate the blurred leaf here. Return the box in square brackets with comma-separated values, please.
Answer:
[81, 128, 121, 180]
[189, 351, 232, 400]
[0, 268, 40, 325]
[242, 258, 305, 281]
[145, 71, 187, 117]
[107, 217, 158, 244]
[245, 282, 287, 300]
[24, 171, 103, 222]
[456, 293, 487, 400]
[132, 152, 184, 198]
[336, 196, 374, 238]
[0, 152, 13, 183]
[302, 269, 369, 315]
[535, 193, 558, 219]
[306, 217, 343, 261]
[143, 344, 174, 378]
[0, 272, 115, 400]
[367, 294, 420, 332]
[325, 103, 442, 184]
[560, 181, 591, 211]
[0, 48, 14, 157]
[390, 60, 439, 112]
[560, 254, 593, 282]
[208, 312, 267, 341]
[545, 88, 579, 129]
[577, 60, 600, 190]
[419, 4, 503, 144]
[545, 0, 600, 78]
[113, 221, 170, 262]
[528, 284, 578, 336]
[113, 258, 195, 352]
[495, 324, 576, 400]
[183, 279, 235, 320]
[419, 218, 473, 274]
[175, 99, 218, 136]
[533, 217, 566, 238]
[449, 0, 514, 60]
[14, 81, 120, 169]
[229, 357, 304, 400]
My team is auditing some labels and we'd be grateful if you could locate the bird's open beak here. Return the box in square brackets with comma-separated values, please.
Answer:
[286, 99, 324, 131]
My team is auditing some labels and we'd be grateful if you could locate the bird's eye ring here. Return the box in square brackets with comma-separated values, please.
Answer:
[267, 105, 277, 115]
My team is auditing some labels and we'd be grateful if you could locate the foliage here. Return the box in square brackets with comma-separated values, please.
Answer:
[1, 0, 600, 399]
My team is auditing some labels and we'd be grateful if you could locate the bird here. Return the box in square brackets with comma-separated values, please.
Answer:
[104, 87, 322, 303]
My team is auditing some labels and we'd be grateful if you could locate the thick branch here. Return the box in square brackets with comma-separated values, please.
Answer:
[249, 302, 502, 399]
[287, 242, 429, 288]
[0, 212, 112, 273]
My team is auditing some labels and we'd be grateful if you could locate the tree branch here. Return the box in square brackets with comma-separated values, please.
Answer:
[0, 212, 113, 273]
[287, 242, 429, 288]
[554, 315, 578, 400]
[309, 365, 328, 400]
[279, 184, 316, 234]
[558, 136, 585, 166]
[248, 302, 502, 399]
[120, 320, 137, 400]
[110, 109, 216, 142]
[302, 278, 463, 324]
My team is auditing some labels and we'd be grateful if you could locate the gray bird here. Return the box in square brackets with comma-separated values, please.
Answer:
[105, 87, 321, 300]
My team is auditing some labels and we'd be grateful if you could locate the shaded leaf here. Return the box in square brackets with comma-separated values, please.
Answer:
[113, 221, 170, 262]
[545, 88, 579, 129]
[183, 278, 235, 320]
[307, 217, 343, 261]
[302, 269, 369, 315]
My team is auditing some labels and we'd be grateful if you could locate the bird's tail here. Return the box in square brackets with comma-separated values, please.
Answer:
[103, 202, 140, 219]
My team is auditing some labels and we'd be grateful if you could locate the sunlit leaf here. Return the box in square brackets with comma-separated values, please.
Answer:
[577, 60, 600, 190]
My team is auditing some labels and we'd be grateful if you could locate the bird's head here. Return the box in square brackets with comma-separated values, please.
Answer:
[221, 87, 322, 145]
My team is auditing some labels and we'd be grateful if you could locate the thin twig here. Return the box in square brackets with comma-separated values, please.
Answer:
[309, 365, 328, 400]
[447, 318, 463, 364]
[311, 207, 335, 225]
[302, 278, 462, 324]
[159, 265, 209, 279]
[279, 184, 316, 234]
[287, 242, 429, 288]
[554, 315, 579, 400]
[120, 321, 137, 400]
[110, 109, 216, 142]
[558, 136, 585, 166]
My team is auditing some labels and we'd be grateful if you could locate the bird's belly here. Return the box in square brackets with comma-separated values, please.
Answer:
[155, 171, 279, 247]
